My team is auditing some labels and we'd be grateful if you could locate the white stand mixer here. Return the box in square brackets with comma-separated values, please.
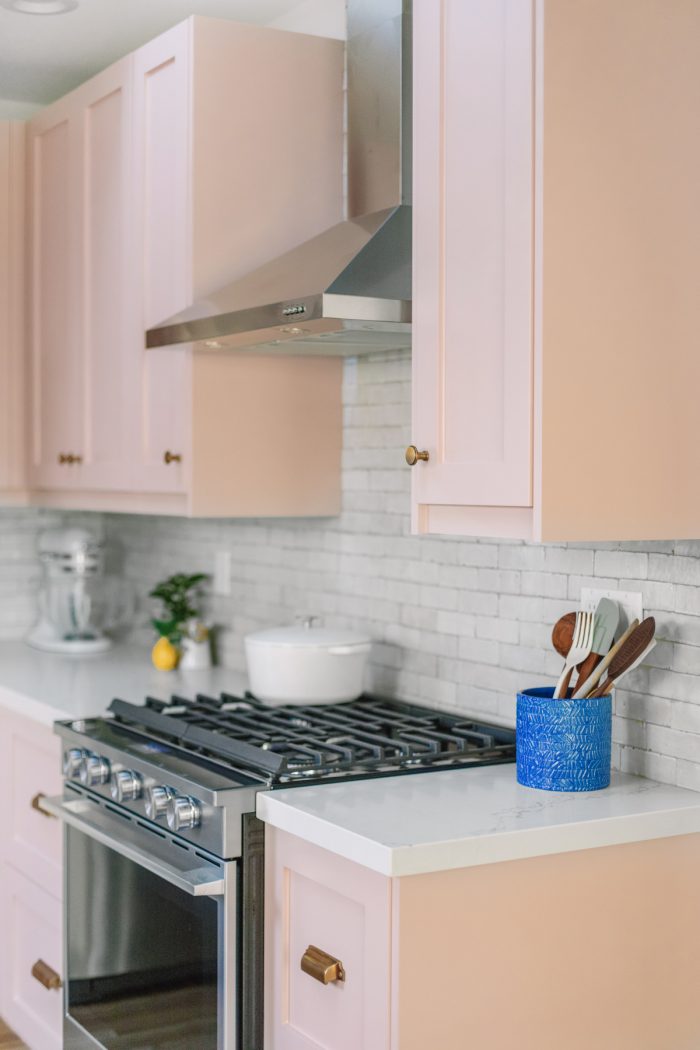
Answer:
[26, 528, 114, 654]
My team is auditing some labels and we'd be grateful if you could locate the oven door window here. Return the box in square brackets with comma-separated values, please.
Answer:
[66, 826, 219, 1050]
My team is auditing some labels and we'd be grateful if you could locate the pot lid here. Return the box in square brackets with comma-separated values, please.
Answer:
[246, 622, 371, 649]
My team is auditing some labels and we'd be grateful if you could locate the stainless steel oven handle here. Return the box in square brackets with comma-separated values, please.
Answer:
[42, 795, 225, 898]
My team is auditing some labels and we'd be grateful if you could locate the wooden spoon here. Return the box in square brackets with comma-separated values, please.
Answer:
[552, 612, 577, 659]
[589, 617, 656, 698]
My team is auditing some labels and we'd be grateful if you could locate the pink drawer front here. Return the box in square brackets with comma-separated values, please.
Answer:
[265, 827, 392, 1050]
[0, 863, 63, 1050]
[0, 712, 63, 897]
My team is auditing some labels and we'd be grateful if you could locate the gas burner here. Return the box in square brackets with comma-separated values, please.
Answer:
[106, 692, 516, 786]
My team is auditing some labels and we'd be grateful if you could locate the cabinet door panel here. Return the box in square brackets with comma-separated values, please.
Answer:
[265, 828, 391, 1050]
[132, 23, 190, 493]
[78, 61, 134, 491]
[29, 104, 84, 489]
[0, 712, 63, 899]
[0, 122, 25, 494]
[0, 864, 62, 1050]
[412, 0, 534, 510]
[133, 348, 188, 493]
[133, 20, 191, 330]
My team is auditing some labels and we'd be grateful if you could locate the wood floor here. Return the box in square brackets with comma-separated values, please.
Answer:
[0, 1019, 27, 1050]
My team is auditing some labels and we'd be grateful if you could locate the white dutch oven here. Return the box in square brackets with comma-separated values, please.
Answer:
[244, 622, 372, 705]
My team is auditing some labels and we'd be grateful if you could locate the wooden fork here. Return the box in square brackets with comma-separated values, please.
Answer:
[554, 610, 594, 699]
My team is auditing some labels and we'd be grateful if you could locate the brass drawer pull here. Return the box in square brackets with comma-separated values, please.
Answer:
[31, 959, 62, 991]
[57, 453, 82, 465]
[405, 445, 429, 466]
[31, 792, 56, 819]
[164, 450, 182, 465]
[300, 945, 345, 985]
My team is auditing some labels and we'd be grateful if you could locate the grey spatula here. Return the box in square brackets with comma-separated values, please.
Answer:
[572, 597, 619, 695]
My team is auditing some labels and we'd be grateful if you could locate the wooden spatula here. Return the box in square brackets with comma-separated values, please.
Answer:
[573, 617, 639, 699]
[588, 617, 656, 697]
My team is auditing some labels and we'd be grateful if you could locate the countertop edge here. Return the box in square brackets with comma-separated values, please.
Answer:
[256, 792, 700, 877]
[0, 683, 71, 727]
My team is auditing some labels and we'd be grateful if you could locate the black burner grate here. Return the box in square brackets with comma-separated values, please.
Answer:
[108, 693, 516, 784]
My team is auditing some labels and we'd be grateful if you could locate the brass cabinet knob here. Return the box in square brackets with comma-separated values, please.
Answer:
[164, 450, 182, 465]
[57, 453, 82, 465]
[405, 445, 430, 466]
[31, 792, 56, 819]
[300, 945, 346, 985]
[31, 959, 62, 991]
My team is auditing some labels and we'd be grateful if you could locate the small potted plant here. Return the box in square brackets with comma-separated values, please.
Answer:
[149, 572, 208, 670]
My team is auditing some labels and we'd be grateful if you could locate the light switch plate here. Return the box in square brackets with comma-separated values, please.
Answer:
[580, 588, 643, 634]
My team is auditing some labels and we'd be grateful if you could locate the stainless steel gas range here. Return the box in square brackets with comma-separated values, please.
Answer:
[46, 692, 516, 1050]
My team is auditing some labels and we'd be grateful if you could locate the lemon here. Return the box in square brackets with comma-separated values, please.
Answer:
[152, 636, 179, 671]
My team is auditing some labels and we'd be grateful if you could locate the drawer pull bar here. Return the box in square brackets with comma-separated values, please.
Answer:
[31, 792, 56, 819]
[31, 959, 62, 991]
[300, 945, 346, 985]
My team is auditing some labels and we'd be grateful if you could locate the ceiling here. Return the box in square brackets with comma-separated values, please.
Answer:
[0, 0, 345, 110]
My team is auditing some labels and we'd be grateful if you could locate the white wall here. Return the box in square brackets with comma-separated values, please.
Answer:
[0, 99, 41, 119]
[268, 0, 345, 38]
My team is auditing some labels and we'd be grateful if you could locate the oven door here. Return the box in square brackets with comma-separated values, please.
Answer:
[43, 793, 238, 1050]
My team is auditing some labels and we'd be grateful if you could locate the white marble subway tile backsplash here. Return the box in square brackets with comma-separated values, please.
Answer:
[0, 350, 699, 789]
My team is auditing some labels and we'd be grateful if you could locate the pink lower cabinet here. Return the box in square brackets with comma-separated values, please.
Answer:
[266, 828, 700, 1050]
[0, 711, 63, 1050]
[0, 865, 63, 1050]
[0, 711, 63, 897]
[265, 828, 392, 1050]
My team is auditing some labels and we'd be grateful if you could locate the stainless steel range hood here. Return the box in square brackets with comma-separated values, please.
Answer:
[146, 0, 412, 355]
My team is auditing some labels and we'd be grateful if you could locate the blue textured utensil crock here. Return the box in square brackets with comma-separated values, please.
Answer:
[516, 686, 612, 791]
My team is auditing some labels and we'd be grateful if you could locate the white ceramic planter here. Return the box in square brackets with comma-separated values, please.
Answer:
[245, 623, 372, 705]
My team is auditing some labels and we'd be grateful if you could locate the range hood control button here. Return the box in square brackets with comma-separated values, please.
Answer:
[63, 748, 87, 778]
[166, 795, 202, 832]
[110, 770, 143, 803]
[79, 753, 111, 787]
[145, 785, 175, 820]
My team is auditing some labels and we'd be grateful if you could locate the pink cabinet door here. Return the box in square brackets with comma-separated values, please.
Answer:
[0, 712, 63, 900]
[27, 98, 85, 490]
[74, 59, 135, 492]
[0, 864, 62, 1050]
[0, 121, 25, 494]
[132, 20, 191, 331]
[412, 0, 534, 511]
[265, 827, 392, 1050]
[131, 21, 190, 494]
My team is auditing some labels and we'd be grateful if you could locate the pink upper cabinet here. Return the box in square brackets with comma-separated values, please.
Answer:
[0, 121, 26, 499]
[75, 60, 135, 493]
[27, 97, 85, 492]
[26, 15, 345, 516]
[412, 0, 534, 516]
[129, 16, 345, 506]
[412, 0, 700, 541]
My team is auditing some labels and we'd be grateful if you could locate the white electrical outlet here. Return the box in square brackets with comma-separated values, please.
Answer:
[213, 551, 232, 596]
[580, 588, 643, 632]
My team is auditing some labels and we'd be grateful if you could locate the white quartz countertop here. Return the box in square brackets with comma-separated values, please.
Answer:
[257, 764, 700, 876]
[0, 640, 247, 726]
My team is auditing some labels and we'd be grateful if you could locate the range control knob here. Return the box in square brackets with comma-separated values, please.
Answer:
[110, 770, 143, 803]
[79, 753, 111, 787]
[63, 748, 87, 778]
[145, 785, 175, 821]
[166, 795, 202, 832]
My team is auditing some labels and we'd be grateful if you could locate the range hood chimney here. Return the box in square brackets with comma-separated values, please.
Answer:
[146, 0, 412, 355]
